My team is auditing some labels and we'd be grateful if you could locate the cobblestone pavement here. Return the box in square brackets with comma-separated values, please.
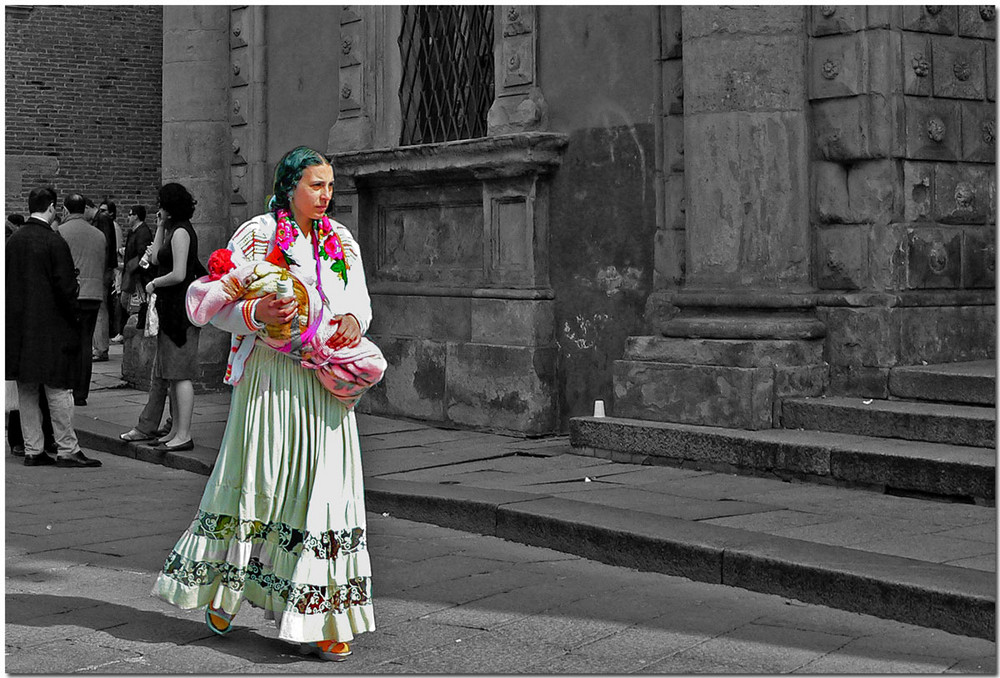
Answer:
[5, 451, 995, 674]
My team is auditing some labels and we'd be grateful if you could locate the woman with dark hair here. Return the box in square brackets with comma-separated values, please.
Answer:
[137, 183, 204, 450]
[152, 147, 377, 661]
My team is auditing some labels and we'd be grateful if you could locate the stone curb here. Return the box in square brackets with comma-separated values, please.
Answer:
[74, 417, 995, 640]
[364, 478, 994, 641]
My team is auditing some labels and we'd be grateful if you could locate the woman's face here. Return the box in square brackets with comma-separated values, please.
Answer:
[290, 163, 334, 223]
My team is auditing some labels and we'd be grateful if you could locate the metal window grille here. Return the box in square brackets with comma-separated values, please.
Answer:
[398, 6, 495, 145]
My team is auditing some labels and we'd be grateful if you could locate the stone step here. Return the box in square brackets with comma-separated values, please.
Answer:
[782, 396, 996, 449]
[889, 360, 996, 407]
[569, 416, 994, 503]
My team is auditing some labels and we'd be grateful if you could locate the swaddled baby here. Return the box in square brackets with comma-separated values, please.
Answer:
[186, 252, 386, 408]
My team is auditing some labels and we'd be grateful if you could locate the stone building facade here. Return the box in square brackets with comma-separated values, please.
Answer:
[5, 5, 163, 216]
[146, 6, 993, 434]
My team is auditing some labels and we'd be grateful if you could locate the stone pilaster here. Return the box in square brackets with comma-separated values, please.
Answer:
[619, 7, 826, 430]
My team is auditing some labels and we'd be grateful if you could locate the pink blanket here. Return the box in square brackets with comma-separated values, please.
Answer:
[186, 261, 386, 408]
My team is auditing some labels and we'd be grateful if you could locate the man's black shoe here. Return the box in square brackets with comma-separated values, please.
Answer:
[74, 398, 87, 406]
[24, 452, 56, 466]
[11, 445, 25, 457]
[55, 451, 102, 468]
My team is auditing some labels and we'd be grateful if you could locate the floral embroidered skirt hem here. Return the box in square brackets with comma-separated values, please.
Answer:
[151, 342, 375, 643]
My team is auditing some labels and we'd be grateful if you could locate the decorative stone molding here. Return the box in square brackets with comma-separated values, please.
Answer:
[926, 116, 946, 142]
[488, 5, 547, 135]
[912, 53, 930, 77]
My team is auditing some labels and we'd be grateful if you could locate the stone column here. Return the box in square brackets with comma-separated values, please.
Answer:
[616, 7, 826, 430]
[127, 6, 232, 391]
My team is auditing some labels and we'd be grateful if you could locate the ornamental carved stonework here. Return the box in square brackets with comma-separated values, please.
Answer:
[953, 58, 972, 81]
[988, 245, 996, 272]
[912, 53, 930, 77]
[982, 120, 995, 144]
[926, 117, 946, 142]
[925, 6, 942, 15]
[822, 59, 840, 80]
[341, 85, 352, 99]
[981, 6, 996, 21]
[820, 6, 837, 17]
[342, 39, 352, 55]
[955, 182, 976, 210]
[928, 241, 949, 274]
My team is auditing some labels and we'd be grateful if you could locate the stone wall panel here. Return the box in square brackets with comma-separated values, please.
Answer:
[848, 160, 901, 224]
[370, 294, 472, 342]
[897, 305, 996, 364]
[906, 227, 962, 289]
[813, 161, 850, 223]
[822, 307, 899, 367]
[902, 161, 935, 221]
[933, 163, 993, 224]
[361, 336, 447, 421]
[810, 34, 864, 99]
[903, 98, 962, 161]
[470, 298, 554, 346]
[931, 36, 986, 100]
[963, 227, 997, 289]
[958, 5, 997, 40]
[960, 101, 997, 163]
[903, 32, 934, 97]
[811, 5, 866, 36]
[901, 5, 958, 35]
[446, 344, 558, 433]
[816, 225, 869, 290]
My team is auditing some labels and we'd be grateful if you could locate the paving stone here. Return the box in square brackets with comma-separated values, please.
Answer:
[767, 515, 948, 548]
[852, 533, 994, 565]
[944, 554, 995, 572]
[553, 485, 779, 521]
[704, 508, 837, 532]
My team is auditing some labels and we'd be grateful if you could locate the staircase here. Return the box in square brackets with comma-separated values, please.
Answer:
[571, 360, 996, 504]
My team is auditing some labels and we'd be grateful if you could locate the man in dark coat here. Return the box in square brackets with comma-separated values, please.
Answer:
[5, 186, 102, 468]
[120, 204, 154, 328]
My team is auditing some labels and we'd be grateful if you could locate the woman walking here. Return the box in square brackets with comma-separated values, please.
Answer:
[152, 147, 377, 661]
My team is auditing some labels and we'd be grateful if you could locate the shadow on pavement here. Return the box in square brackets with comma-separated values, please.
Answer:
[5, 592, 310, 667]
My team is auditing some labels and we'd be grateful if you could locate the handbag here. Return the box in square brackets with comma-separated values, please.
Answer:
[144, 291, 159, 336]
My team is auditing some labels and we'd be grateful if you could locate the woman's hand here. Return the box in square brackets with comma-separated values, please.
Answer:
[254, 293, 297, 325]
[325, 314, 361, 350]
[145, 280, 156, 296]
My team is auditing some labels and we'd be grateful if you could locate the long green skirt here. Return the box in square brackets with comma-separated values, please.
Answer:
[151, 343, 375, 643]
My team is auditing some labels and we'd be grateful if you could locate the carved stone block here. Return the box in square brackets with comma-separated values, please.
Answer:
[663, 173, 685, 230]
[848, 159, 900, 224]
[958, 5, 997, 39]
[816, 225, 868, 290]
[660, 5, 682, 59]
[813, 161, 850, 223]
[823, 307, 899, 367]
[810, 34, 864, 99]
[229, 7, 248, 49]
[371, 183, 485, 287]
[963, 227, 996, 288]
[901, 5, 958, 35]
[897, 305, 996, 364]
[502, 6, 533, 37]
[339, 64, 362, 113]
[229, 90, 247, 126]
[902, 161, 935, 222]
[904, 98, 962, 160]
[340, 26, 361, 67]
[446, 344, 558, 434]
[230, 165, 248, 205]
[812, 5, 866, 36]
[502, 34, 533, 88]
[470, 298, 554, 346]
[813, 97, 885, 160]
[961, 101, 997, 162]
[613, 360, 774, 430]
[934, 163, 992, 224]
[362, 335, 447, 422]
[906, 227, 962, 289]
[931, 36, 986, 100]
[230, 52, 248, 88]
[371, 294, 472, 342]
[340, 6, 362, 25]
[902, 33, 933, 96]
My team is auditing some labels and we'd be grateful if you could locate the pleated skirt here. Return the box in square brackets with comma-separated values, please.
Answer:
[151, 342, 375, 643]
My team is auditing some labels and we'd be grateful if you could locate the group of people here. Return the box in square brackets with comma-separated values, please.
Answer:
[6, 147, 381, 661]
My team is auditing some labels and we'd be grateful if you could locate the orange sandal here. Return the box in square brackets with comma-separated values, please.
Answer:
[299, 640, 352, 661]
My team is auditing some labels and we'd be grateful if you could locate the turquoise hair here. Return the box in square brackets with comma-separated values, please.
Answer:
[266, 146, 331, 212]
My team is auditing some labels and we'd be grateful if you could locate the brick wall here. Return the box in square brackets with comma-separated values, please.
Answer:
[5, 5, 163, 218]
